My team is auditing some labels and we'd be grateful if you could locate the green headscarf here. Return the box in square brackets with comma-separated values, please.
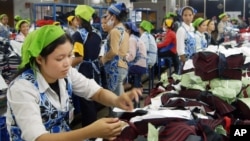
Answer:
[193, 17, 205, 28]
[75, 5, 95, 22]
[165, 12, 177, 19]
[14, 15, 22, 21]
[140, 20, 154, 33]
[219, 13, 227, 19]
[0, 14, 7, 20]
[15, 20, 30, 31]
[19, 25, 65, 69]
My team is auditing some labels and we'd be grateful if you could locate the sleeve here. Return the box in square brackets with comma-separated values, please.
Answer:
[217, 22, 224, 34]
[126, 37, 137, 62]
[157, 31, 175, 48]
[72, 32, 84, 57]
[176, 27, 186, 56]
[195, 33, 202, 51]
[73, 42, 84, 57]
[7, 79, 48, 141]
[68, 67, 102, 99]
[140, 34, 149, 51]
[102, 29, 120, 64]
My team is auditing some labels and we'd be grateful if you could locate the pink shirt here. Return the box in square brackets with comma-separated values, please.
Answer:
[126, 34, 147, 68]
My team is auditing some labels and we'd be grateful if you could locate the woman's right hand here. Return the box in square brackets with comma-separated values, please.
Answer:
[88, 118, 123, 140]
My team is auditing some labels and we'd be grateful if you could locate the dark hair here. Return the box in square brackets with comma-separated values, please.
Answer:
[79, 18, 92, 33]
[124, 23, 139, 37]
[78, 13, 97, 38]
[195, 20, 206, 30]
[17, 21, 29, 33]
[109, 10, 128, 22]
[13, 33, 73, 79]
[180, 6, 195, 16]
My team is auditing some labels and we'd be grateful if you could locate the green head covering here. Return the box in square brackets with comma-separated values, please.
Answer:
[14, 15, 22, 21]
[165, 12, 177, 19]
[15, 20, 30, 31]
[0, 14, 7, 20]
[140, 20, 154, 33]
[75, 5, 95, 22]
[231, 18, 238, 22]
[19, 25, 65, 69]
[219, 13, 227, 19]
[193, 17, 205, 28]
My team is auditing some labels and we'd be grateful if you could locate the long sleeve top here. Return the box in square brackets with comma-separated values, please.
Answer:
[176, 22, 195, 56]
[126, 34, 147, 68]
[157, 29, 177, 54]
[195, 31, 207, 52]
[140, 32, 157, 66]
[102, 23, 129, 69]
[6, 67, 101, 141]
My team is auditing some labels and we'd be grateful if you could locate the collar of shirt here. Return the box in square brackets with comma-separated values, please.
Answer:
[196, 30, 205, 37]
[182, 22, 195, 32]
[36, 69, 66, 95]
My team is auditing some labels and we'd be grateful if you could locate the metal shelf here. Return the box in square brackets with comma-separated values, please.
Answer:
[131, 8, 157, 29]
[32, 3, 108, 38]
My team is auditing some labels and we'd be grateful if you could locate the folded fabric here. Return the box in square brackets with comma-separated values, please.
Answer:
[218, 53, 244, 80]
[234, 98, 250, 119]
[193, 51, 219, 80]
[180, 72, 208, 91]
[209, 78, 242, 94]
[209, 87, 238, 104]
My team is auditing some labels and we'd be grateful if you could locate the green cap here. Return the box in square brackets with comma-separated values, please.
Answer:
[193, 17, 205, 28]
[14, 15, 22, 21]
[219, 13, 227, 19]
[75, 5, 95, 22]
[15, 20, 30, 31]
[165, 12, 177, 19]
[231, 18, 238, 22]
[19, 25, 65, 69]
[140, 20, 154, 33]
[0, 14, 7, 20]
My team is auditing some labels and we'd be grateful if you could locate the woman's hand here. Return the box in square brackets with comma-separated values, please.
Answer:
[115, 88, 143, 111]
[88, 118, 123, 140]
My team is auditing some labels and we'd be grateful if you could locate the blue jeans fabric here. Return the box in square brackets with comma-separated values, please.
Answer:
[113, 67, 128, 96]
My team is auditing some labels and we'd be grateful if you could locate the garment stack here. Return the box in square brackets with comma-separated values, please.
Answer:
[112, 44, 250, 141]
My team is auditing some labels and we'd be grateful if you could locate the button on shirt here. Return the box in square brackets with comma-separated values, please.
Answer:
[6, 67, 101, 141]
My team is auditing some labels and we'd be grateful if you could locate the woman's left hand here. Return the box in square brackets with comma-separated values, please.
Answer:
[115, 88, 143, 111]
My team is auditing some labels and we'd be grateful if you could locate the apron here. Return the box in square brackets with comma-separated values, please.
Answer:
[183, 26, 196, 59]
[103, 27, 124, 91]
[9, 69, 73, 141]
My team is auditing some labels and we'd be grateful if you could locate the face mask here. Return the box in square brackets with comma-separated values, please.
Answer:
[107, 17, 114, 27]
[90, 19, 93, 25]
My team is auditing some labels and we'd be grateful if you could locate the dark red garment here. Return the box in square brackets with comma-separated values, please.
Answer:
[178, 90, 236, 117]
[193, 52, 219, 81]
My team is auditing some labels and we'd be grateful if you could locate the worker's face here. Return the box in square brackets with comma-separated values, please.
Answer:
[101, 15, 109, 32]
[20, 22, 30, 36]
[37, 41, 73, 83]
[71, 17, 79, 28]
[105, 11, 115, 28]
[1, 16, 8, 25]
[182, 9, 194, 25]
[197, 22, 207, 33]
[222, 15, 229, 22]
[207, 21, 215, 31]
